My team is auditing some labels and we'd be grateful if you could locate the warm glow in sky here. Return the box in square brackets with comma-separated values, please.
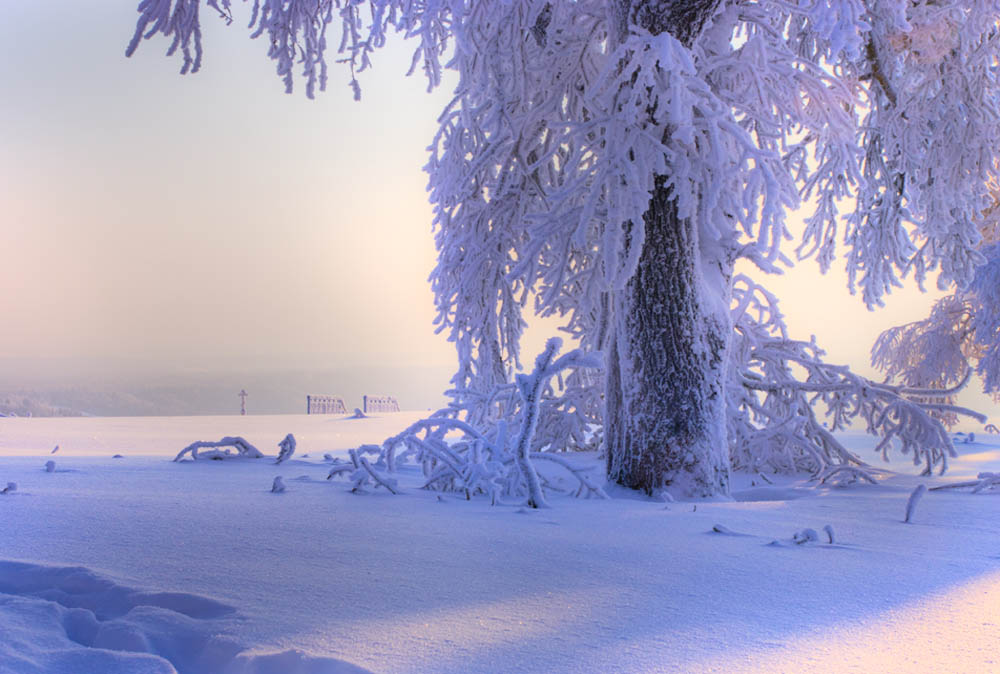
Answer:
[1, 2, 455, 382]
[0, 1, 995, 416]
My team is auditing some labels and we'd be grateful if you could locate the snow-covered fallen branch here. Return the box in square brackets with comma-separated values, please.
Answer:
[327, 448, 399, 494]
[817, 465, 878, 487]
[929, 472, 1000, 494]
[174, 437, 265, 461]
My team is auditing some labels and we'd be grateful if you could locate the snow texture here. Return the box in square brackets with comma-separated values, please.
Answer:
[2, 413, 1000, 672]
[0, 560, 369, 674]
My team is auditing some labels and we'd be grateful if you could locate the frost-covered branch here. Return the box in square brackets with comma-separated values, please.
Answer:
[729, 274, 981, 477]
[929, 472, 1000, 494]
[174, 436, 264, 461]
[326, 447, 399, 494]
[340, 339, 605, 506]
[874, 242, 1000, 417]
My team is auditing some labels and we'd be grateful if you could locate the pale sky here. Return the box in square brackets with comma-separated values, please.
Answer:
[0, 2, 995, 418]
[1, 2, 455, 383]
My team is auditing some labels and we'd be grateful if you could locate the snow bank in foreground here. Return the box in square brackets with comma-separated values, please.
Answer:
[0, 560, 369, 674]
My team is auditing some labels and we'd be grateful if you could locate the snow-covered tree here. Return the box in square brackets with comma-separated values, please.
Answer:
[873, 241, 1000, 420]
[128, 1, 1000, 498]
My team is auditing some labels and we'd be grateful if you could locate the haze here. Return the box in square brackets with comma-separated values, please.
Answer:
[0, 1, 994, 419]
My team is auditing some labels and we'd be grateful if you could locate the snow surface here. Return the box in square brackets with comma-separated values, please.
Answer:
[2, 412, 999, 673]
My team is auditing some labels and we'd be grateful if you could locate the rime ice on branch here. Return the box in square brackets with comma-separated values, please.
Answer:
[335, 339, 608, 505]
[874, 243, 1000, 421]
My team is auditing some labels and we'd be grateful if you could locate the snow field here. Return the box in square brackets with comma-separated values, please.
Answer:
[1, 413, 999, 673]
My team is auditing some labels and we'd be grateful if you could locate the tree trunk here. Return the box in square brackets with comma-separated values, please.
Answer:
[605, 179, 732, 497]
[603, 0, 731, 498]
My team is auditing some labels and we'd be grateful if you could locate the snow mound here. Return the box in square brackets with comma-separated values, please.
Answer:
[0, 561, 370, 674]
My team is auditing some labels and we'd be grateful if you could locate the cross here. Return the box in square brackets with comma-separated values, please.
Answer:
[239, 389, 248, 415]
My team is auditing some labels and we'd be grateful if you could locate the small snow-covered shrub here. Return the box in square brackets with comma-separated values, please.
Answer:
[1, 482, 16, 494]
[793, 528, 819, 544]
[271, 476, 286, 493]
[276, 434, 296, 464]
[44, 461, 55, 473]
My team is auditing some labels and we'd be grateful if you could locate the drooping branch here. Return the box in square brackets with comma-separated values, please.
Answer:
[354, 339, 604, 506]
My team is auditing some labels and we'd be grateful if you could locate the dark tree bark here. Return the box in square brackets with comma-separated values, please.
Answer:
[604, 0, 732, 497]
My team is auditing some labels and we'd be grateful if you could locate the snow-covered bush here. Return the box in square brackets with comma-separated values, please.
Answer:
[275, 434, 296, 464]
[44, 461, 55, 473]
[793, 528, 820, 545]
[1, 482, 16, 495]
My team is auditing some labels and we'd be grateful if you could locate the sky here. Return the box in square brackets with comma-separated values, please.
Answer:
[1, 2, 456, 386]
[0, 1, 995, 418]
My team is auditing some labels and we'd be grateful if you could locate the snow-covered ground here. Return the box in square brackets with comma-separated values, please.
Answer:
[1, 413, 998, 673]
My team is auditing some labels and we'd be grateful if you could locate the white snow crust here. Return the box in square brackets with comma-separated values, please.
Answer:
[2, 412, 999, 673]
